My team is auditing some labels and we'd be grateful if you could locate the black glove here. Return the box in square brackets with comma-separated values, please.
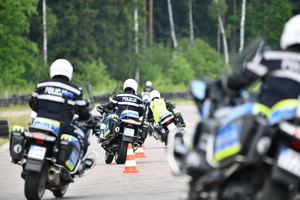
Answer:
[92, 115, 102, 133]
[171, 103, 176, 109]
[166, 101, 176, 110]
[96, 106, 104, 114]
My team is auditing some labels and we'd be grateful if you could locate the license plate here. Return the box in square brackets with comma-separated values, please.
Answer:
[28, 145, 46, 160]
[167, 123, 176, 131]
[124, 128, 134, 137]
[277, 147, 300, 177]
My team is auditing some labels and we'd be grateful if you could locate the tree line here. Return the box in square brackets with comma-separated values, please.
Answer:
[0, 0, 299, 94]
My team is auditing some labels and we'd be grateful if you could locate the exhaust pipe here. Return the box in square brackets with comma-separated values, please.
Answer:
[47, 166, 60, 185]
[133, 142, 139, 151]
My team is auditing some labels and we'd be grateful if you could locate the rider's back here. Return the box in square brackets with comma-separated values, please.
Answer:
[113, 91, 143, 116]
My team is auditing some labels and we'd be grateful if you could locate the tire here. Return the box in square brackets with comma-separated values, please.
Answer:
[115, 141, 128, 164]
[149, 125, 154, 136]
[0, 130, 9, 137]
[24, 164, 48, 200]
[164, 132, 168, 146]
[53, 184, 69, 198]
[0, 125, 9, 130]
[0, 120, 8, 126]
[164, 136, 168, 146]
[259, 172, 288, 200]
[105, 151, 114, 164]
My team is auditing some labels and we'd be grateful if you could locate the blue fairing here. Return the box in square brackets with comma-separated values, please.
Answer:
[220, 103, 256, 127]
[214, 123, 241, 154]
[32, 117, 60, 135]
[269, 107, 296, 125]
[68, 135, 81, 150]
[159, 111, 172, 120]
[119, 110, 139, 119]
[68, 150, 79, 167]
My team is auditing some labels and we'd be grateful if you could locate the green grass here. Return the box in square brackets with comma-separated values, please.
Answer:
[0, 105, 31, 145]
[0, 104, 31, 112]
[0, 138, 7, 145]
[0, 115, 30, 145]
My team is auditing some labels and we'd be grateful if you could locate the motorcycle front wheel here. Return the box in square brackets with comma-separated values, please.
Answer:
[24, 163, 48, 200]
[115, 141, 128, 164]
[53, 184, 69, 197]
[105, 151, 114, 164]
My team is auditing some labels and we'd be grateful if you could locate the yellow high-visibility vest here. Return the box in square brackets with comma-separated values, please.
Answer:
[150, 98, 168, 122]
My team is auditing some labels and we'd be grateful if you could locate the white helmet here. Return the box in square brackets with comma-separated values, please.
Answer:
[146, 81, 152, 87]
[280, 14, 300, 50]
[50, 59, 73, 81]
[123, 78, 138, 94]
[142, 95, 150, 101]
[150, 90, 160, 100]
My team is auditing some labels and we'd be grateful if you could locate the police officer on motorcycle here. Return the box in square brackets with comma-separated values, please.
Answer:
[99, 79, 144, 138]
[103, 78, 144, 116]
[174, 14, 300, 178]
[220, 14, 300, 108]
[28, 59, 94, 164]
[141, 81, 153, 97]
[147, 90, 183, 139]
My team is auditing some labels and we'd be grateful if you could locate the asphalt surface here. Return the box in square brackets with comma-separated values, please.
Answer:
[0, 105, 199, 200]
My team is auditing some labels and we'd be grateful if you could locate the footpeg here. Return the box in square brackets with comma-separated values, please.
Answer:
[81, 151, 98, 177]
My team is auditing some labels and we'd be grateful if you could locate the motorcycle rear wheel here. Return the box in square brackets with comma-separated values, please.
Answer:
[24, 164, 48, 200]
[260, 173, 288, 200]
[53, 184, 69, 197]
[115, 141, 128, 164]
[105, 151, 114, 164]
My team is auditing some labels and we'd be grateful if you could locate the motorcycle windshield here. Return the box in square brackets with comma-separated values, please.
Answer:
[71, 80, 95, 110]
[111, 85, 123, 100]
[230, 36, 265, 73]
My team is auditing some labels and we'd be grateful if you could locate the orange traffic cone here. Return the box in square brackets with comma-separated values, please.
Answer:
[123, 143, 139, 173]
[135, 146, 146, 158]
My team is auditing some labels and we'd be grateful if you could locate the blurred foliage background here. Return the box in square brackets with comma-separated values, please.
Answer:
[0, 0, 299, 96]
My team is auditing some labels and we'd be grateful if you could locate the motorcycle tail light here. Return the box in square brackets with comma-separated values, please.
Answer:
[291, 140, 300, 150]
[35, 140, 45, 144]
[162, 117, 173, 124]
[32, 132, 47, 140]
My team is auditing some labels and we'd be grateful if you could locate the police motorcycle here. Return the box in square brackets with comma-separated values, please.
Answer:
[139, 94, 151, 139]
[145, 99, 186, 146]
[95, 85, 146, 164]
[168, 78, 300, 200]
[9, 86, 100, 200]
[166, 37, 300, 199]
